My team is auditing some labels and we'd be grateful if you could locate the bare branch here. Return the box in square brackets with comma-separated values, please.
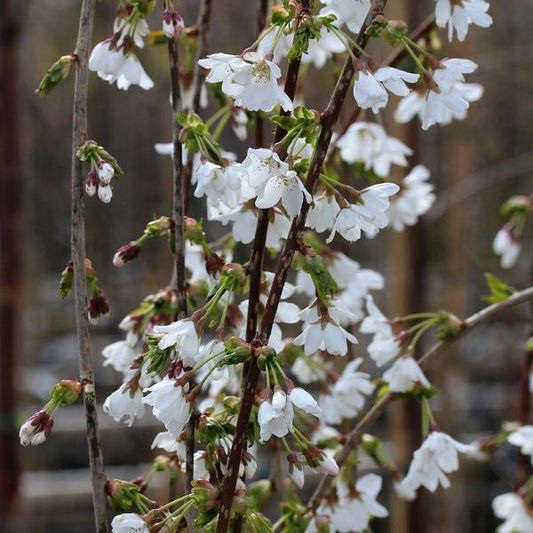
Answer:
[70, 0, 108, 530]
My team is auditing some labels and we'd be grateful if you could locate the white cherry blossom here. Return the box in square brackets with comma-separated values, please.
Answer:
[291, 355, 328, 384]
[336, 122, 412, 178]
[258, 389, 321, 441]
[368, 334, 401, 367]
[294, 311, 357, 356]
[103, 384, 145, 426]
[111, 513, 149, 533]
[360, 295, 393, 337]
[353, 68, 419, 113]
[494, 227, 521, 269]
[194, 161, 242, 207]
[306, 194, 341, 233]
[198, 52, 293, 112]
[151, 431, 185, 456]
[433, 59, 478, 93]
[508, 426, 533, 461]
[152, 320, 200, 366]
[320, 0, 372, 34]
[320, 358, 375, 424]
[255, 169, 312, 217]
[435, 0, 492, 42]
[142, 377, 191, 438]
[387, 165, 436, 231]
[312, 474, 388, 532]
[383, 357, 430, 392]
[328, 183, 399, 242]
[397, 431, 475, 496]
[102, 336, 139, 373]
[395, 82, 483, 129]
[89, 41, 153, 91]
[492, 493, 533, 533]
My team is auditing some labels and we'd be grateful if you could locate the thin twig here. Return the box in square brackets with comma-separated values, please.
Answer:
[307, 285, 533, 511]
[70, 0, 108, 530]
[166, 7, 194, 521]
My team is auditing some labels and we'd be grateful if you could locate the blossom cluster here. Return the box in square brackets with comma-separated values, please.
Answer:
[28, 0, 533, 532]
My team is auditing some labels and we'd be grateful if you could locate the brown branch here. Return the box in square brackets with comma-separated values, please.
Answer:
[168, 37, 186, 320]
[428, 151, 533, 222]
[216, 3, 386, 531]
[216, 5, 312, 532]
[70, 0, 108, 530]
[167, 10, 195, 521]
[307, 285, 533, 511]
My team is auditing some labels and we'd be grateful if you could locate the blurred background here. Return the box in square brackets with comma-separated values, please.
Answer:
[1, 0, 533, 531]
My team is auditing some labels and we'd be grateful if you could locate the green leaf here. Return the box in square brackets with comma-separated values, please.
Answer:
[484, 273, 517, 304]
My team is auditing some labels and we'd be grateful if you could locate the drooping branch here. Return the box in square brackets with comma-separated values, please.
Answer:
[70, 0, 108, 531]
[307, 285, 533, 511]
[216, 3, 387, 532]
[168, 34, 186, 320]
[166, 7, 195, 508]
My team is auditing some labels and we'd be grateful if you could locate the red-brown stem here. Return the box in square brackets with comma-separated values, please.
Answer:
[70, 0, 108, 530]
[168, 36, 186, 320]
[217, 6, 310, 533]
[216, 2, 385, 531]
[307, 285, 533, 511]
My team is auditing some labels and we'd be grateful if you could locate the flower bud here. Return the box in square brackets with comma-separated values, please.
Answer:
[184, 216, 204, 243]
[85, 169, 98, 196]
[162, 9, 185, 39]
[88, 290, 110, 324]
[98, 161, 115, 184]
[98, 184, 113, 203]
[36, 53, 76, 95]
[106, 478, 142, 512]
[50, 380, 82, 406]
[19, 411, 53, 446]
[113, 241, 141, 267]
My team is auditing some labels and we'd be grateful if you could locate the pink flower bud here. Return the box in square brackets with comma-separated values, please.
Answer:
[19, 410, 54, 446]
[162, 10, 184, 39]
[85, 170, 98, 196]
[113, 241, 141, 267]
